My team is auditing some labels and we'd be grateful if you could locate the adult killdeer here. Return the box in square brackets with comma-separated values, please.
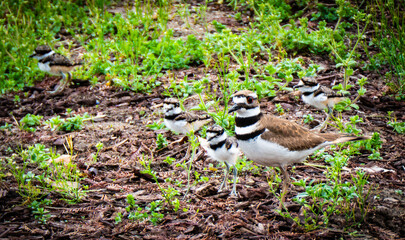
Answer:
[229, 90, 369, 208]
[199, 125, 240, 196]
[30, 45, 82, 94]
[293, 77, 349, 130]
[163, 98, 211, 135]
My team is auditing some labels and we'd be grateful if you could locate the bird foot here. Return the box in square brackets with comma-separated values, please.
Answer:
[229, 189, 238, 198]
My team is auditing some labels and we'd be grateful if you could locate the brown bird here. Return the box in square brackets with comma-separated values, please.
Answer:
[30, 45, 82, 94]
[294, 77, 349, 130]
[229, 90, 369, 209]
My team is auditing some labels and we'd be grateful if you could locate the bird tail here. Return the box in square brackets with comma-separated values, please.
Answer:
[332, 135, 371, 144]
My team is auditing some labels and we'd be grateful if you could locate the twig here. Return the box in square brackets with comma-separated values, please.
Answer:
[83, 115, 106, 122]
[104, 138, 128, 151]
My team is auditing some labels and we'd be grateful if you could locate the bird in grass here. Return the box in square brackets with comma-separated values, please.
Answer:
[163, 98, 211, 135]
[163, 98, 212, 162]
[228, 90, 369, 209]
[30, 45, 82, 94]
[199, 125, 240, 196]
[293, 77, 349, 131]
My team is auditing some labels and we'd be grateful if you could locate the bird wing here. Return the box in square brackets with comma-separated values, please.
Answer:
[44, 53, 75, 66]
[225, 137, 238, 150]
[315, 86, 349, 98]
[174, 112, 210, 123]
[260, 115, 339, 151]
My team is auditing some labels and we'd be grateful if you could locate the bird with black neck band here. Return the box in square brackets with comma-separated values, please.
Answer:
[162, 97, 212, 162]
[294, 77, 349, 131]
[199, 125, 240, 196]
[163, 98, 211, 135]
[229, 90, 369, 209]
[29, 45, 82, 95]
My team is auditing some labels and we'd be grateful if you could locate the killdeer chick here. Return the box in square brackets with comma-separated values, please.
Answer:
[163, 98, 211, 135]
[199, 125, 240, 196]
[30, 45, 82, 94]
[229, 90, 369, 209]
[293, 77, 349, 130]
[163, 98, 212, 162]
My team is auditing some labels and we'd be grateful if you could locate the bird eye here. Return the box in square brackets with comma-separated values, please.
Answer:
[247, 96, 253, 104]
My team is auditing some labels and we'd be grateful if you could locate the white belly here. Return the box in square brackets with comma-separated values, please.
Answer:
[238, 136, 328, 167]
[302, 93, 327, 110]
[164, 119, 190, 134]
[206, 145, 239, 166]
[38, 62, 54, 75]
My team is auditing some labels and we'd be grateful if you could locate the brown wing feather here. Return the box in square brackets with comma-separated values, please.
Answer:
[316, 86, 349, 98]
[225, 137, 238, 149]
[174, 112, 210, 122]
[45, 54, 75, 66]
[260, 115, 340, 151]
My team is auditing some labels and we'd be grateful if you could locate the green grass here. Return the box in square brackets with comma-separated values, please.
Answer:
[370, 0, 405, 96]
[0, 0, 379, 96]
[3, 144, 84, 205]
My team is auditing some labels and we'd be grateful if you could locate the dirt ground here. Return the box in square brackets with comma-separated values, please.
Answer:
[1, 1, 405, 239]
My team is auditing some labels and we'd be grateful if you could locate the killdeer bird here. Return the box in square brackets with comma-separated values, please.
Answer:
[199, 125, 240, 196]
[30, 45, 82, 94]
[229, 90, 369, 209]
[163, 98, 211, 135]
[293, 77, 349, 130]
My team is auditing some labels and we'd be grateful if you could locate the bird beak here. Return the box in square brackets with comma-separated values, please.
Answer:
[29, 53, 36, 58]
[228, 104, 241, 113]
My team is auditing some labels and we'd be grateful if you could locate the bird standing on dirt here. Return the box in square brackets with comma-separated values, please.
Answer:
[228, 90, 369, 209]
[163, 98, 211, 135]
[163, 97, 212, 161]
[294, 77, 349, 131]
[30, 45, 82, 95]
[199, 125, 240, 196]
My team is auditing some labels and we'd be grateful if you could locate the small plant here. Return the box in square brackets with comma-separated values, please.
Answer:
[92, 142, 104, 163]
[362, 132, 383, 160]
[194, 171, 209, 183]
[19, 114, 43, 132]
[125, 194, 164, 225]
[275, 103, 285, 115]
[156, 133, 168, 150]
[115, 212, 123, 224]
[44, 113, 92, 132]
[44, 116, 63, 131]
[387, 111, 405, 134]
[58, 113, 90, 132]
[303, 114, 314, 124]
[147, 121, 166, 130]
[212, 20, 226, 32]
[184, 130, 201, 198]
[29, 199, 52, 224]
[164, 156, 175, 165]
[0, 123, 12, 131]
[140, 155, 180, 211]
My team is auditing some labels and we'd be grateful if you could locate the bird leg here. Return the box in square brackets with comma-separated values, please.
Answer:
[218, 162, 230, 192]
[279, 166, 290, 210]
[49, 72, 71, 95]
[318, 107, 333, 132]
[230, 165, 238, 196]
